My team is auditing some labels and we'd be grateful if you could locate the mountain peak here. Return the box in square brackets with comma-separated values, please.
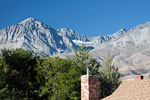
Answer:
[119, 28, 126, 32]
[18, 18, 50, 29]
[143, 21, 150, 26]
[127, 22, 150, 33]
[25, 17, 35, 21]
[136, 21, 150, 29]
[19, 18, 36, 24]
[109, 28, 126, 37]
[59, 28, 70, 31]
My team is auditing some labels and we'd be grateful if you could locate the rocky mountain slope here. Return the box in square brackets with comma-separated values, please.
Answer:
[90, 22, 150, 79]
[0, 18, 88, 56]
[0, 18, 150, 79]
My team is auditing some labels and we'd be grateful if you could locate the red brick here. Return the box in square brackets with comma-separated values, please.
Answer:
[81, 75, 100, 100]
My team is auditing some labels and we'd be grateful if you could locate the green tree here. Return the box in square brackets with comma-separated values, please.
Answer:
[0, 48, 39, 100]
[0, 57, 9, 100]
[148, 74, 150, 79]
[0, 47, 122, 100]
[99, 53, 121, 99]
[73, 44, 99, 75]
[36, 57, 81, 100]
[70, 44, 100, 100]
[0, 58, 6, 89]
[0, 48, 83, 100]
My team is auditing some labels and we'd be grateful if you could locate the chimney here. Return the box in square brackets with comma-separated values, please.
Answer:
[81, 75, 100, 100]
[136, 75, 144, 80]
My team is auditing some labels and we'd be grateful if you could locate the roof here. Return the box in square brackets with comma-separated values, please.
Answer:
[102, 80, 150, 100]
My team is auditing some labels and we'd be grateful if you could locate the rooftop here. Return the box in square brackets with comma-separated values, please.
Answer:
[102, 80, 150, 100]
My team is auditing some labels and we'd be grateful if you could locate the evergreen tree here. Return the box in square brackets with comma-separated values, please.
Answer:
[99, 53, 121, 99]
[70, 44, 100, 100]
[148, 74, 150, 79]
[73, 44, 99, 75]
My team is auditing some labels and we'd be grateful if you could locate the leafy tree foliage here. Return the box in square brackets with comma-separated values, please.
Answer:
[36, 57, 81, 100]
[0, 47, 120, 100]
[0, 48, 82, 100]
[0, 58, 6, 89]
[99, 53, 121, 99]
[0, 48, 39, 100]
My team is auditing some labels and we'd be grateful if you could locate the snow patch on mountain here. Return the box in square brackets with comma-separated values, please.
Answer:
[72, 40, 93, 45]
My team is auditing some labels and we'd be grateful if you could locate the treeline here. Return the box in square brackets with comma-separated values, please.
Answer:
[0, 45, 120, 100]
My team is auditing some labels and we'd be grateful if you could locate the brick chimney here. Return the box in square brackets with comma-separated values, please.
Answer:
[136, 75, 144, 80]
[81, 75, 100, 100]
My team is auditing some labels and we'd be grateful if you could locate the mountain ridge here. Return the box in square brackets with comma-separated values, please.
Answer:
[1, 18, 150, 79]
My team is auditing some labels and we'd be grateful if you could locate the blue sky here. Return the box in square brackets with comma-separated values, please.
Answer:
[0, 0, 150, 36]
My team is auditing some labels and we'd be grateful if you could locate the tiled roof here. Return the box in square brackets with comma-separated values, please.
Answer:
[102, 80, 150, 100]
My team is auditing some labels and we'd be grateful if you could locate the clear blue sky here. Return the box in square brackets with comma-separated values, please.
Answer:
[0, 0, 150, 36]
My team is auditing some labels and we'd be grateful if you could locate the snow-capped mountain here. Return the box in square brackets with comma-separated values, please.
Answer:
[1, 18, 150, 79]
[88, 22, 150, 50]
[2, 18, 147, 55]
[0, 18, 88, 56]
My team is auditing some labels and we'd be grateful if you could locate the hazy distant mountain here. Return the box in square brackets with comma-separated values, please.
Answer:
[90, 22, 150, 79]
[0, 18, 150, 79]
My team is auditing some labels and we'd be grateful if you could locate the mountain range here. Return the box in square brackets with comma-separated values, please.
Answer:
[1, 18, 150, 79]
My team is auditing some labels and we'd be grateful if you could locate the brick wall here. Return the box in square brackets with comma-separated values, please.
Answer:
[81, 75, 100, 100]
